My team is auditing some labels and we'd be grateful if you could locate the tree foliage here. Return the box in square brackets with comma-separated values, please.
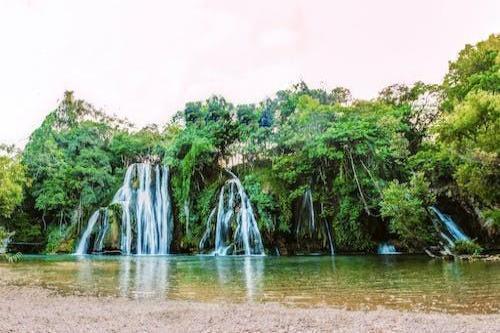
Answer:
[435, 34, 499, 230]
[0, 151, 27, 219]
[380, 173, 436, 249]
[1, 36, 498, 254]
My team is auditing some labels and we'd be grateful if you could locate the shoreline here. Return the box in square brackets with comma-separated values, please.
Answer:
[1, 285, 499, 333]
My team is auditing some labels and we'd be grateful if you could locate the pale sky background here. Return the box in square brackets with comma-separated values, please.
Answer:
[0, 0, 498, 146]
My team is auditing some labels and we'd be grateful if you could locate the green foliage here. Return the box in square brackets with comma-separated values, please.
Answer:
[452, 239, 483, 255]
[109, 125, 169, 166]
[1, 208, 43, 244]
[0, 226, 12, 254]
[378, 81, 434, 106]
[271, 95, 410, 251]
[380, 173, 436, 250]
[333, 197, 373, 251]
[442, 34, 499, 110]
[21, 91, 168, 250]
[0, 226, 22, 262]
[429, 35, 500, 233]
[0, 151, 28, 218]
[167, 132, 217, 236]
[3, 36, 499, 254]
[23, 95, 116, 221]
[242, 173, 277, 232]
[165, 96, 242, 237]
[0, 252, 22, 263]
[436, 91, 499, 206]
[483, 209, 500, 230]
[44, 224, 75, 254]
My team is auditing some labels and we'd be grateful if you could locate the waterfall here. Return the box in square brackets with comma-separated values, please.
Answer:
[377, 243, 399, 254]
[429, 206, 469, 246]
[296, 188, 335, 255]
[297, 188, 315, 238]
[112, 165, 135, 254]
[75, 211, 100, 255]
[94, 210, 110, 252]
[75, 163, 173, 255]
[200, 171, 265, 256]
[199, 208, 216, 250]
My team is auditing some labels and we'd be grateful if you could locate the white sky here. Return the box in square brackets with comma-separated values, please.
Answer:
[0, 0, 498, 146]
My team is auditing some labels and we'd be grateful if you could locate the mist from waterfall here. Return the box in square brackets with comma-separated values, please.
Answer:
[75, 163, 173, 255]
[200, 171, 265, 256]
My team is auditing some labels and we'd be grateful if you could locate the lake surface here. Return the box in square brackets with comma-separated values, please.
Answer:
[1, 255, 499, 314]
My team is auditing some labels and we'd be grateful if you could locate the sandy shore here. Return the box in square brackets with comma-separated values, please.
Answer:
[0, 286, 499, 333]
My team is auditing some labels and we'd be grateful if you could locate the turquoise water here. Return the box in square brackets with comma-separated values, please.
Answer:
[1, 255, 499, 313]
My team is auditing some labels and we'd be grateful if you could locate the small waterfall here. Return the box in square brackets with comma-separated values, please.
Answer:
[377, 243, 399, 255]
[429, 206, 469, 246]
[94, 210, 110, 252]
[199, 208, 216, 250]
[296, 188, 334, 255]
[75, 163, 173, 255]
[112, 165, 135, 254]
[297, 188, 315, 238]
[200, 171, 265, 256]
[75, 211, 100, 255]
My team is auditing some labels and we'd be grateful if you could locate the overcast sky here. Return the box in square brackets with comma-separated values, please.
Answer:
[0, 0, 498, 146]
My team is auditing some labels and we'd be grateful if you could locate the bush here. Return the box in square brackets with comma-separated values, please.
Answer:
[0, 226, 22, 262]
[380, 173, 436, 250]
[452, 240, 483, 255]
[44, 225, 75, 254]
[0, 226, 12, 254]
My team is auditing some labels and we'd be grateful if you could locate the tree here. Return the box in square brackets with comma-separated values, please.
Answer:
[21, 92, 160, 252]
[0, 148, 28, 218]
[380, 173, 436, 250]
[435, 34, 500, 230]
[4, 34, 499, 254]
[442, 34, 499, 111]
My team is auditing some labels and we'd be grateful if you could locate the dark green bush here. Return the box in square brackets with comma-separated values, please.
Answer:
[452, 240, 483, 255]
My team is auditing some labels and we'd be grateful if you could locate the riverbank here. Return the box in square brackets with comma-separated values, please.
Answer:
[0, 286, 499, 333]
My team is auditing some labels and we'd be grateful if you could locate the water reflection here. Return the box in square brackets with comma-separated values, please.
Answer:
[243, 256, 264, 301]
[118, 257, 130, 297]
[133, 257, 171, 298]
[75, 257, 95, 288]
[2, 255, 499, 314]
[74, 255, 265, 302]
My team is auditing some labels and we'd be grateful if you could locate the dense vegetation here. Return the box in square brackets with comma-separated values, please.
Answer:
[0, 35, 498, 255]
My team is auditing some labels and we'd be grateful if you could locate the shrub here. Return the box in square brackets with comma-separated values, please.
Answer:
[452, 240, 483, 255]
[0, 226, 22, 262]
[0, 226, 12, 254]
[380, 173, 436, 250]
[44, 225, 75, 254]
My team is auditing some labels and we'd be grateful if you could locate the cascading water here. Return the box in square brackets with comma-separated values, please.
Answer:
[297, 189, 315, 238]
[429, 206, 469, 246]
[199, 208, 216, 250]
[75, 211, 100, 255]
[200, 171, 265, 256]
[377, 243, 399, 254]
[75, 163, 173, 255]
[296, 188, 334, 255]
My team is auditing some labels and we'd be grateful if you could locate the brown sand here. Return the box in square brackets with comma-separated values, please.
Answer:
[0, 286, 499, 333]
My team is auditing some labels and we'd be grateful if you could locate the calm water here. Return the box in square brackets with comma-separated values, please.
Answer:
[1, 255, 499, 314]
